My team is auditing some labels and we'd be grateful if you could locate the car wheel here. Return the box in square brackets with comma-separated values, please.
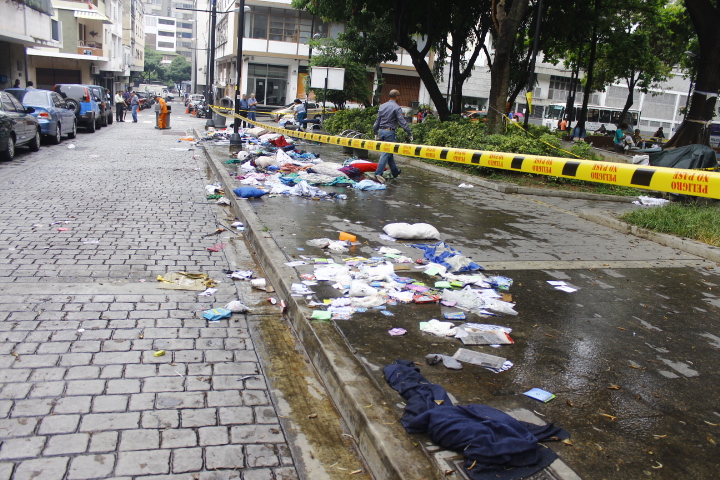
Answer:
[108, 114, 113, 125]
[68, 120, 77, 139]
[101, 113, 108, 127]
[51, 124, 62, 145]
[1, 135, 15, 161]
[65, 99, 80, 114]
[87, 118, 96, 133]
[28, 129, 41, 152]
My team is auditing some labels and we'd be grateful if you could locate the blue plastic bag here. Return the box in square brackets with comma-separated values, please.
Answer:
[202, 307, 232, 321]
[233, 186, 267, 198]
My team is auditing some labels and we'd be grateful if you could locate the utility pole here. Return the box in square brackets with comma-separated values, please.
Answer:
[229, 0, 249, 152]
[523, 0, 543, 130]
[206, 0, 217, 128]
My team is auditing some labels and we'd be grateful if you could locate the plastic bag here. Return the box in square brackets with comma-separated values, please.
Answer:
[237, 151, 250, 161]
[481, 298, 518, 315]
[202, 307, 232, 321]
[306, 238, 332, 248]
[349, 281, 378, 297]
[233, 187, 267, 198]
[327, 240, 349, 253]
[225, 301, 249, 313]
[441, 286, 481, 310]
[383, 223, 440, 240]
[350, 294, 386, 308]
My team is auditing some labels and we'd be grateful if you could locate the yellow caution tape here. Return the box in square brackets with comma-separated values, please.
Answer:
[210, 106, 720, 199]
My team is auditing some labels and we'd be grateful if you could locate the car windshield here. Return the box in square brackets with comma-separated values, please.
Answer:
[17, 91, 50, 106]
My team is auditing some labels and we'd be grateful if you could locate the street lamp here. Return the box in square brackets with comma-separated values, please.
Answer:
[229, 1, 252, 151]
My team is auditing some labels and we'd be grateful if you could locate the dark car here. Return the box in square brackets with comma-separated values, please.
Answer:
[5, 88, 77, 144]
[0, 91, 41, 161]
[135, 92, 155, 110]
[52, 84, 102, 132]
[87, 85, 113, 126]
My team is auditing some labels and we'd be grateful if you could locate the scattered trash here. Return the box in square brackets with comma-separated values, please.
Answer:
[383, 223, 440, 240]
[633, 196, 671, 206]
[457, 183, 474, 188]
[547, 280, 578, 293]
[198, 288, 217, 296]
[233, 186, 267, 198]
[444, 312, 466, 320]
[420, 319, 459, 337]
[154, 350, 166, 357]
[67, 144, 75, 149]
[225, 300, 249, 313]
[250, 278, 267, 290]
[311, 310, 332, 320]
[57, 228, 69, 232]
[388, 328, 407, 336]
[353, 179, 387, 190]
[231, 221, 244, 228]
[202, 308, 232, 321]
[426, 353, 463, 370]
[338, 231, 357, 242]
[453, 348, 507, 371]
[524, 388, 556, 403]
[227, 270, 253, 280]
[207, 243, 228, 252]
[157, 272, 217, 291]
[459, 330, 513, 345]
[216, 197, 231, 205]
[413, 242, 483, 272]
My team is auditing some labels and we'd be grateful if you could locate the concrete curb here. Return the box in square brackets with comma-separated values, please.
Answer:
[578, 210, 720, 263]
[200, 139, 445, 480]
[395, 156, 636, 203]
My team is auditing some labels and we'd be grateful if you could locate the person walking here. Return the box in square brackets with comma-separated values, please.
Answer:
[130, 92, 139, 123]
[122, 89, 132, 121]
[114, 91, 126, 122]
[239, 94, 249, 128]
[248, 93, 258, 122]
[12, 79, 20, 88]
[372, 89, 413, 183]
[293, 99, 306, 131]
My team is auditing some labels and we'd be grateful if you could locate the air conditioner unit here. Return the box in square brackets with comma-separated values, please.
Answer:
[91, 65, 101, 75]
[533, 87, 546, 100]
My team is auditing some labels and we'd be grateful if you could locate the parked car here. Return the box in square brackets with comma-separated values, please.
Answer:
[87, 85, 113, 126]
[5, 88, 77, 144]
[0, 91, 41, 161]
[52, 84, 101, 132]
[135, 92, 155, 110]
[462, 110, 488, 122]
[185, 94, 205, 107]
[270, 102, 333, 122]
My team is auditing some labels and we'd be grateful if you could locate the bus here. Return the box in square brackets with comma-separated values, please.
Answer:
[542, 103, 640, 132]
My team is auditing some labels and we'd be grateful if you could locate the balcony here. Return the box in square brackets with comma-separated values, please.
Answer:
[78, 41, 103, 56]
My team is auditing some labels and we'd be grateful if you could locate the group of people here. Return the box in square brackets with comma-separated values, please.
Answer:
[612, 123, 665, 152]
[12, 79, 34, 89]
[113, 90, 141, 123]
[237, 94, 258, 127]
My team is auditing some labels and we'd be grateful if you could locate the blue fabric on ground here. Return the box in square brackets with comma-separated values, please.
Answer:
[384, 360, 569, 480]
[353, 179, 387, 191]
[410, 242, 483, 272]
[233, 187, 267, 198]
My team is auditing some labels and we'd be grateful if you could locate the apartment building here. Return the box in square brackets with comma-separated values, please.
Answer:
[122, 0, 146, 80]
[0, 0, 59, 89]
[211, 0, 429, 107]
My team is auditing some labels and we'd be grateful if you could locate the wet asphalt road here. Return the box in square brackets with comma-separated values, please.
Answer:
[214, 139, 720, 480]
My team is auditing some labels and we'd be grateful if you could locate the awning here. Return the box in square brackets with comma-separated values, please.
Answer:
[74, 10, 112, 24]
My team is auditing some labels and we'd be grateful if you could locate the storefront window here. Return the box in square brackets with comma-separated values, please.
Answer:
[246, 64, 288, 106]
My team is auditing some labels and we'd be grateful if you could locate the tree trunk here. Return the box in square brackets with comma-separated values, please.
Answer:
[403, 43, 451, 120]
[373, 66, 384, 106]
[576, 14, 599, 138]
[665, 0, 720, 148]
[487, 0, 528, 134]
[450, 44, 463, 115]
[618, 74, 637, 127]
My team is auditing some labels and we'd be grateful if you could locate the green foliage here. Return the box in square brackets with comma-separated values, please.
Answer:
[323, 106, 379, 136]
[621, 202, 720, 246]
[167, 56, 192, 83]
[143, 47, 168, 84]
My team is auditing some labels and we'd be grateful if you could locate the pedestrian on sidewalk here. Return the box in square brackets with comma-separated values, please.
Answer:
[114, 91, 126, 122]
[293, 99, 306, 131]
[239, 94, 249, 128]
[372, 89, 413, 183]
[130, 92, 139, 122]
[248, 93, 258, 121]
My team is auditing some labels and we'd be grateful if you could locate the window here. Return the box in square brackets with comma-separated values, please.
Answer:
[178, 22, 193, 29]
[158, 41, 174, 48]
[1, 93, 18, 112]
[158, 31, 174, 37]
[247, 7, 329, 43]
[158, 18, 175, 25]
[51, 20, 60, 42]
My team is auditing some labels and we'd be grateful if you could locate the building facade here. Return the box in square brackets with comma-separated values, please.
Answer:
[211, 0, 429, 108]
[0, 0, 59, 90]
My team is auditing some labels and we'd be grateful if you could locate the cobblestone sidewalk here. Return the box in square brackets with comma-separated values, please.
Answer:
[0, 114, 298, 479]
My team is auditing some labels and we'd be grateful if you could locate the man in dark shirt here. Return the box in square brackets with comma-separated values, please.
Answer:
[372, 89, 413, 183]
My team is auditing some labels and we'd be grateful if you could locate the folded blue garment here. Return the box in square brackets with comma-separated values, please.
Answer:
[352, 179, 387, 191]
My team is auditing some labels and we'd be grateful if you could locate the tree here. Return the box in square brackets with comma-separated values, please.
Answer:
[143, 47, 167, 84]
[665, 0, 720, 148]
[304, 38, 374, 109]
[167, 56, 192, 84]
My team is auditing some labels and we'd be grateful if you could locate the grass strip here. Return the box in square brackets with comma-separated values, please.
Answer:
[620, 203, 720, 246]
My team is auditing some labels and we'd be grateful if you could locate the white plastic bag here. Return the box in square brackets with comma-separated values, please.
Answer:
[349, 281, 378, 297]
[442, 286, 481, 310]
[306, 238, 332, 248]
[481, 298, 518, 315]
[383, 223, 440, 240]
[351, 294, 386, 308]
[225, 300, 249, 313]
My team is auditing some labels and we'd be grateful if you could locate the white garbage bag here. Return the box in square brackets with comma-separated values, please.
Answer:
[383, 223, 440, 240]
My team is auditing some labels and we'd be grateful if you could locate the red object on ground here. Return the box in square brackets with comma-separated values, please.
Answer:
[207, 243, 228, 252]
[350, 162, 381, 173]
[269, 135, 291, 148]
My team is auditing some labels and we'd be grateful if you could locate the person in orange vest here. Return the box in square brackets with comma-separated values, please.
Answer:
[154, 95, 169, 129]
